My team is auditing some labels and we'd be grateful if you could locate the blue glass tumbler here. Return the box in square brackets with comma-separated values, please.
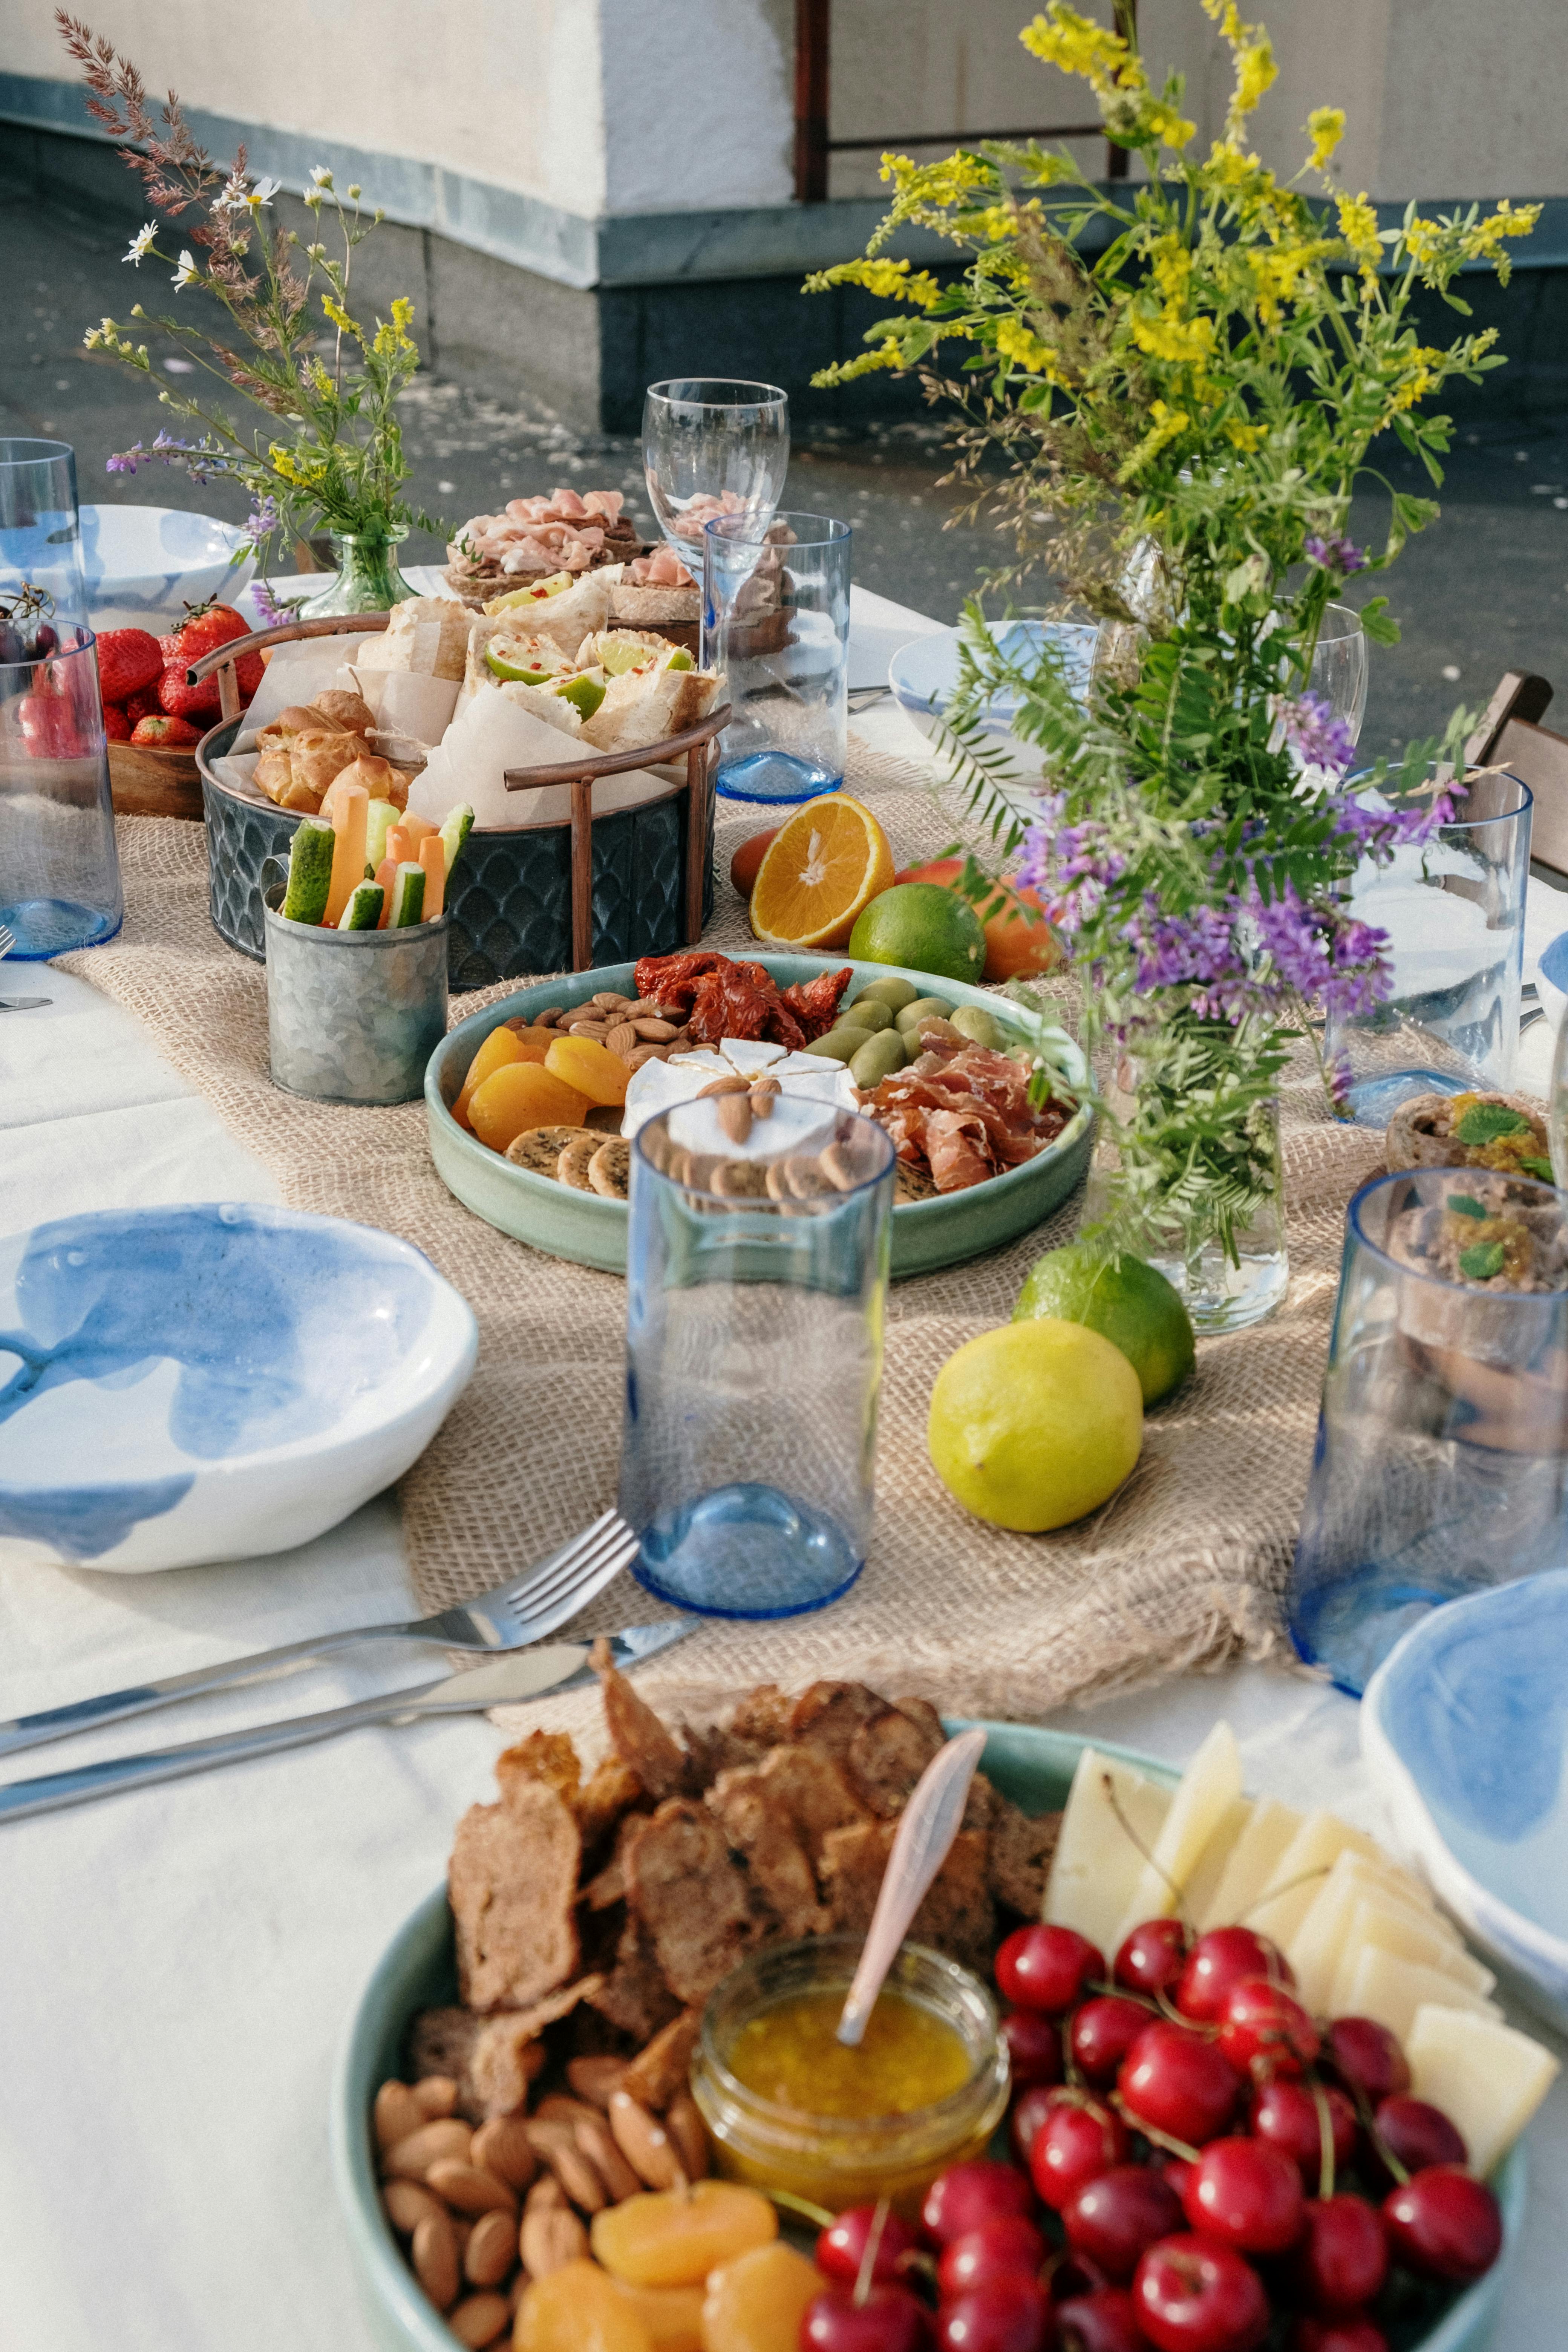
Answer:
[0, 439, 88, 625]
[1288, 1166, 1568, 1696]
[703, 512, 851, 803]
[0, 626, 123, 957]
[619, 1101, 894, 1617]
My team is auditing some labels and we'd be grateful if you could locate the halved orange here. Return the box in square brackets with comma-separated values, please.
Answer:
[748, 794, 896, 950]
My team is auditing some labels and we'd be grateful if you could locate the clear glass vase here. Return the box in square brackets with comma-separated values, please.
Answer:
[300, 527, 416, 618]
[1087, 1083, 1288, 1335]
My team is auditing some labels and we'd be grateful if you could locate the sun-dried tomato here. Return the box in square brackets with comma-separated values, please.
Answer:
[684, 963, 807, 1049]
[632, 952, 730, 1014]
[777, 966, 853, 1040]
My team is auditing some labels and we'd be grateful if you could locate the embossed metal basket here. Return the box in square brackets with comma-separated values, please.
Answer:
[192, 614, 721, 990]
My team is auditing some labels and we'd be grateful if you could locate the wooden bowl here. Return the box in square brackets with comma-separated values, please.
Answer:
[108, 737, 204, 821]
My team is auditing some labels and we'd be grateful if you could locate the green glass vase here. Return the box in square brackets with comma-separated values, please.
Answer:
[300, 527, 417, 618]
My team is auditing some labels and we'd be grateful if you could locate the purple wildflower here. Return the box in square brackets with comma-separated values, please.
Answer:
[1304, 531, 1367, 576]
[1325, 1048, 1354, 1118]
[106, 452, 138, 474]
[249, 576, 299, 629]
[1281, 690, 1358, 779]
[245, 494, 281, 539]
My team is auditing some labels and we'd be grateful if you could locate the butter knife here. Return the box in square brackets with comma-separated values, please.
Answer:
[0, 1621, 690, 1824]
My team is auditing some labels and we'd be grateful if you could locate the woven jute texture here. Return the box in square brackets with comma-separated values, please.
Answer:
[60, 739, 1387, 1724]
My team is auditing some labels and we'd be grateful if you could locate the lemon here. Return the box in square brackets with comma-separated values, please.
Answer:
[848, 882, 986, 985]
[1014, 1242, 1196, 1406]
[927, 1320, 1143, 1531]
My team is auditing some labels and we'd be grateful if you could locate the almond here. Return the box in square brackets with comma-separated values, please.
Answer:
[470, 2117, 536, 2192]
[524, 2175, 566, 2216]
[624, 999, 657, 1018]
[632, 1017, 678, 1041]
[533, 1007, 564, 1027]
[625, 1044, 666, 1069]
[819, 1141, 859, 1192]
[665, 2092, 710, 2180]
[383, 2179, 445, 2236]
[608, 2089, 681, 2190]
[568, 1020, 609, 1039]
[566, 2055, 628, 2110]
[374, 2079, 426, 2151]
[383, 2118, 473, 2180]
[715, 1092, 753, 1145]
[524, 2120, 607, 2211]
[697, 1075, 750, 1096]
[533, 2094, 601, 2130]
[449, 2290, 512, 2347]
[604, 1023, 639, 1057]
[463, 2209, 518, 2290]
[521, 2203, 589, 2279]
[412, 2210, 461, 2311]
[574, 2110, 643, 2203]
[591, 991, 627, 1011]
[412, 2075, 459, 2119]
[749, 1078, 780, 1116]
[426, 2161, 518, 2219]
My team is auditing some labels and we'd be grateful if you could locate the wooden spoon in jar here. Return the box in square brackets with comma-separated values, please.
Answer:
[835, 1727, 990, 2047]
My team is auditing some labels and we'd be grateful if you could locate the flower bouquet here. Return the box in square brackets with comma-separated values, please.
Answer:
[812, 0, 1537, 1328]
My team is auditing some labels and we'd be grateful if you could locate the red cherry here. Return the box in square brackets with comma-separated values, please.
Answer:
[816, 2204, 921, 2285]
[996, 1924, 1104, 2016]
[1289, 2321, 1388, 2352]
[1369, 2095, 1468, 2181]
[936, 2217, 1046, 2299]
[1115, 1917, 1189, 1998]
[1215, 1979, 1319, 2081]
[1176, 1929, 1293, 2025]
[1323, 2018, 1409, 2106]
[1072, 1997, 1154, 2089]
[1161, 2156, 1195, 2203]
[1050, 2250, 1111, 2303]
[1131, 2234, 1270, 2352]
[922, 2160, 1035, 2247]
[1053, 2285, 1148, 2352]
[1117, 2021, 1242, 2148]
[1249, 2081, 1357, 2185]
[934, 2277, 1050, 2352]
[802, 2283, 931, 2352]
[1064, 2163, 1184, 2282]
[1291, 2193, 1387, 2315]
[1381, 2165, 1502, 2284]
[1030, 2096, 1130, 2211]
[1181, 2136, 1303, 2255]
[1001, 2007, 1065, 2089]
[1011, 2083, 1058, 2168]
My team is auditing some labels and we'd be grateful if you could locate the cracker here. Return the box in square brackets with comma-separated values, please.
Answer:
[625, 1797, 761, 2003]
[468, 1979, 602, 2118]
[449, 1779, 582, 2012]
[504, 1124, 599, 1177]
[846, 1704, 943, 1819]
[592, 1635, 691, 1801]
[621, 2006, 704, 2114]
[788, 1681, 889, 1759]
[988, 1797, 1063, 1917]
[708, 1770, 830, 1939]
[557, 1135, 601, 1190]
[754, 1742, 871, 1865]
[894, 1159, 940, 1204]
[585, 1914, 684, 2045]
[588, 1139, 631, 1199]
[710, 1156, 771, 1198]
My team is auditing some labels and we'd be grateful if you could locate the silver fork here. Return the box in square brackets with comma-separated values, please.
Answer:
[0, 1506, 641, 1761]
[0, 917, 51, 1007]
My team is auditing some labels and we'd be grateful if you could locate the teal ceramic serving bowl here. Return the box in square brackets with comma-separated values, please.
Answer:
[424, 955, 1093, 1279]
[329, 1722, 1527, 2352]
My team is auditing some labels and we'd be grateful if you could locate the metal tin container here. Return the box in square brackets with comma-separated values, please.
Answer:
[263, 886, 449, 1105]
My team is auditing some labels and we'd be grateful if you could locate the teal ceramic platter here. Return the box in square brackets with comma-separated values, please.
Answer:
[330, 1721, 1525, 2352]
[424, 954, 1093, 1279]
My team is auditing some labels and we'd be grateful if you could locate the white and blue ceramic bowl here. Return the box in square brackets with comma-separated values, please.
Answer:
[1363, 1571, 1568, 2030]
[0, 1203, 477, 1573]
[1535, 927, 1568, 1041]
[888, 618, 1098, 778]
[79, 503, 254, 630]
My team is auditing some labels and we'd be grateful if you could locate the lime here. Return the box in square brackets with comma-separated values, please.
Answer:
[927, 1320, 1143, 1532]
[555, 672, 607, 719]
[1014, 1242, 1196, 1406]
[848, 882, 986, 986]
[486, 641, 556, 684]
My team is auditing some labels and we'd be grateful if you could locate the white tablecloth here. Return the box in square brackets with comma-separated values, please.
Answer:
[1, 587, 1563, 2351]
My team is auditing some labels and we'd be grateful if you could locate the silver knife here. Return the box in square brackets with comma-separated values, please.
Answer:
[0, 1622, 690, 1825]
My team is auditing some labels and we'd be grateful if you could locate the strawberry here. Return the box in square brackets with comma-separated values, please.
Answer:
[156, 659, 222, 721]
[162, 599, 262, 701]
[103, 703, 132, 741]
[124, 686, 160, 723]
[131, 712, 201, 747]
[18, 693, 86, 758]
[95, 626, 164, 704]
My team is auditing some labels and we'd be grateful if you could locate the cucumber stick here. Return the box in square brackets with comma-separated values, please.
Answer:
[338, 880, 384, 931]
[364, 799, 399, 871]
[438, 803, 474, 875]
[282, 817, 335, 925]
[388, 861, 426, 928]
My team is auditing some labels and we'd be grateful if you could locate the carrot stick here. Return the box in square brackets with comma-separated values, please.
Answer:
[417, 832, 446, 921]
[323, 784, 369, 926]
[373, 854, 398, 928]
[398, 811, 438, 847]
[386, 824, 413, 866]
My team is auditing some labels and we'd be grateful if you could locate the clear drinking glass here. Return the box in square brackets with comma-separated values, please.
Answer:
[703, 512, 851, 802]
[1325, 769, 1532, 1124]
[0, 628, 123, 956]
[619, 1101, 894, 1617]
[1287, 1167, 1568, 1697]
[1307, 602, 1368, 741]
[0, 439, 87, 625]
[642, 379, 790, 566]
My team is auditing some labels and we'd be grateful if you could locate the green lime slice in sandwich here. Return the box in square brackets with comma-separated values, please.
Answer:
[486, 640, 558, 685]
[555, 672, 607, 720]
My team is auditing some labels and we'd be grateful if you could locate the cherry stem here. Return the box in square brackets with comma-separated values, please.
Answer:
[1109, 2091, 1199, 2164]
[1236, 1866, 1331, 1931]
[1101, 1773, 1194, 1937]
[1309, 2071, 1337, 2203]
[855, 2197, 892, 2309]
[767, 2190, 836, 2232]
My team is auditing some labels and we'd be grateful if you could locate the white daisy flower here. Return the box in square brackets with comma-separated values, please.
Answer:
[172, 250, 198, 289]
[123, 223, 156, 266]
[310, 165, 333, 188]
[249, 175, 282, 210]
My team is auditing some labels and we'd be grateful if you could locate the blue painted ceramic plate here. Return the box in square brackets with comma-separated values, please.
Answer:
[1364, 1570, 1568, 2030]
[330, 1720, 1525, 2352]
[0, 1203, 477, 1573]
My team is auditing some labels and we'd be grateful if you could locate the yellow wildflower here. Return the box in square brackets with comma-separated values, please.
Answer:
[1306, 107, 1345, 174]
[1200, 0, 1276, 129]
[1402, 215, 1444, 270]
[1225, 420, 1266, 452]
[1464, 201, 1542, 282]
[1020, 7, 1138, 96]
[1337, 193, 1382, 284]
[995, 317, 1071, 383]
[1143, 99, 1197, 150]
[320, 295, 359, 338]
[1130, 309, 1216, 367]
[1117, 400, 1190, 483]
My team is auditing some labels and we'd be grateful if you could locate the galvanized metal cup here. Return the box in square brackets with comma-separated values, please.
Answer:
[262, 883, 449, 1105]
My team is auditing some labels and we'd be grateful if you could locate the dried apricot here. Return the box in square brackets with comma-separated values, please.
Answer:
[591, 2182, 777, 2290]
[515, 2260, 652, 2352]
[609, 2278, 706, 2352]
[468, 1062, 591, 1152]
[454, 1026, 525, 1127]
[701, 2242, 820, 2352]
[546, 1034, 630, 1107]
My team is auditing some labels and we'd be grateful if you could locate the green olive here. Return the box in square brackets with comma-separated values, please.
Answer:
[804, 1027, 870, 1062]
[895, 994, 956, 1035]
[848, 1029, 911, 1089]
[854, 975, 920, 1012]
[950, 1004, 1005, 1051]
[842, 996, 893, 1032]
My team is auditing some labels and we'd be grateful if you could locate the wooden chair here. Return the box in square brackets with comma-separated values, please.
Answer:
[1464, 671, 1568, 883]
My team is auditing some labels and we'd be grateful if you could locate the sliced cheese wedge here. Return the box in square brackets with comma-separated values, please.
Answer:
[1342, 1944, 1502, 2045]
[1043, 1746, 1173, 1957]
[1288, 1850, 1461, 2012]
[1327, 1900, 1496, 2017]
[1112, 1722, 1245, 1949]
[1179, 1797, 1254, 1930]
[1196, 1796, 1303, 1933]
[1407, 2006, 1560, 2179]
[1250, 1812, 1387, 1949]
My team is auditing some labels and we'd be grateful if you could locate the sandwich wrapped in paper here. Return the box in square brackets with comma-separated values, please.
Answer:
[581, 659, 723, 755]
[404, 681, 665, 830]
[351, 596, 468, 749]
[482, 566, 622, 654]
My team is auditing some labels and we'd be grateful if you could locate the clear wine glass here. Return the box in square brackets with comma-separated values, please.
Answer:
[642, 380, 790, 570]
[1307, 601, 1369, 743]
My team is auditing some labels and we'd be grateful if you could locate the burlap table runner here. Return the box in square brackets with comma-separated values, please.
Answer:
[58, 737, 1386, 1722]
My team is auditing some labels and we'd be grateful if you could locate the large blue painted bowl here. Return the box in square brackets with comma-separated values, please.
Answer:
[0, 1204, 477, 1573]
[330, 1721, 1527, 2352]
[79, 502, 254, 629]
